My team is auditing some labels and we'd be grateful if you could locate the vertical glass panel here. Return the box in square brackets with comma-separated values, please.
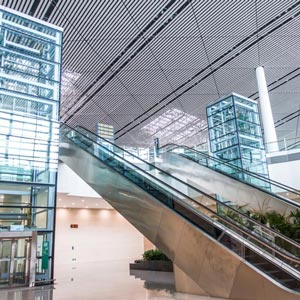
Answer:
[12, 258, 26, 284]
[0, 240, 12, 258]
[35, 208, 48, 229]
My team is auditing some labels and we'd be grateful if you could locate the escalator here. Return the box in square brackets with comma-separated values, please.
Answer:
[159, 143, 300, 217]
[59, 124, 300, 300]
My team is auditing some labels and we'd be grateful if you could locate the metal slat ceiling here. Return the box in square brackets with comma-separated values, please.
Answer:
[2, 0, 300, 147]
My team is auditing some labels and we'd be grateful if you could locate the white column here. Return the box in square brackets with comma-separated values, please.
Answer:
[256, 66, 279, 152]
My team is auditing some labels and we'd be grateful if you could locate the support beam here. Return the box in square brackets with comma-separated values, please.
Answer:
[256, 66, 279, 152]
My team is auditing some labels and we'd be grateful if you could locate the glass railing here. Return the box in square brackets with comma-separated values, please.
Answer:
[160, 143, 300, 205]
[0, 156, 57, 184]
[60, 124, 300, 289]
[265, 136, 300, 154]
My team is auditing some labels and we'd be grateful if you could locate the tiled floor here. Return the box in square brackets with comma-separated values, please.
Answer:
[0, 260, 228, 300]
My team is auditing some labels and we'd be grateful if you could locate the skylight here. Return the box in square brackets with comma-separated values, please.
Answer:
[141, 108, 206, 145]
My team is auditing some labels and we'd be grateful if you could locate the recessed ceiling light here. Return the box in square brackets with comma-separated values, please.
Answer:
[58, 198, 62, 201]
[81, 199, 85, 202]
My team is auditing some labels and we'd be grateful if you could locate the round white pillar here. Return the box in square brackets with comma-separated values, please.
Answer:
[256, 66, 279, 152]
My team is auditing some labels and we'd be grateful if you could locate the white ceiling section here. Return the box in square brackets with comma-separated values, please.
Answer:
[2, 0, 300, 147]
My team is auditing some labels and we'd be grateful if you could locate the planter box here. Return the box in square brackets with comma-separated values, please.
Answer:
[129, 260, 173, 272]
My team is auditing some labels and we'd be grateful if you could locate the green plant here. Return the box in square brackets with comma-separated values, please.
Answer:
[142, 249, 170, 261]
[250, 211, 267, 224]
[219, 203, 250, 226]
[289, 210, 300, 225]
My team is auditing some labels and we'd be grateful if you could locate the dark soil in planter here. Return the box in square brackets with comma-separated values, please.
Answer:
[129, 260, 173, 272]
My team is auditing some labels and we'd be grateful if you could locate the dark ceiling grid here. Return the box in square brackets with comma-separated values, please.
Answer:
[146, 33, 209, 70]
[271, 91, 300, 115]
[62, 0, 176, 116]
[118, 69, 174, 96]
[59, 1, 177, 119]
[13, 0, 31, 13]
[132, 1, 188, 42]
[177, 93, 218, 116]
[275, 117, 300, 140]
[249, 67, 300, 99]
[275, 108, 300, 132]
[256, 0, 299, 28]
[33, 1, 53, 20]
[114, 2, 255, 132]
[200, 1, 299, 64]
[258, 37, 300, 68]
[62, 1, 193, 125]
[61, 3, 136, 72]
[213, 68, 259, 96]
[269, 75, 300, 94]
[265, 67, 300, 89]
[42, 0, 58, 21]
[50, 2, 116, 115]
[28, 0, 39, 15]
[181, 75, 220, 100]
[59, 2, 148, 119]
[192, 1, 256, 38]
[190, 1, 220, 98]
[114, 1, 300, 142]
[96, 95, 134, 117]
[121, 0, 194, 114]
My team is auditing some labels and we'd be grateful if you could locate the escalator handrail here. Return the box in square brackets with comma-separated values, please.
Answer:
[60, 124, 300, 279]
[64, 124, 300, 256]
[162, 142, 300, 198]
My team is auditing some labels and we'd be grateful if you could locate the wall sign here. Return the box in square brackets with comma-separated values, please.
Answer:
[42, 241, 49, 270]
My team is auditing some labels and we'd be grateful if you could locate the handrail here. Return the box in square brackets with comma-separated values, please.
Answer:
[161, 142, 300, 198]
[61, 124, 300, 265]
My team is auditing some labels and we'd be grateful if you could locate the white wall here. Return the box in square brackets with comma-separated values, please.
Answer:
[54, 208, 144, 266]
[57, 163, 100, 197]
[268, 159, 300, 191]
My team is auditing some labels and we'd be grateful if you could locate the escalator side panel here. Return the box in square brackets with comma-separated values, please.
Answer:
[59, 136, 300, 300]
[160, 152, 292, 215]
[60, 137, 163, 243]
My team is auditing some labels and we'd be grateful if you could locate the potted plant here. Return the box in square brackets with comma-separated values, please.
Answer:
[130, 249, 173, 272]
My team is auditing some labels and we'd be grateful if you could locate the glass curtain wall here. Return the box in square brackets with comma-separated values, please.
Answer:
[0, 7, 62, 284]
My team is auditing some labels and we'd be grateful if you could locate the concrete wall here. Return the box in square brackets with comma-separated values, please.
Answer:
[54, 208, 144, 266]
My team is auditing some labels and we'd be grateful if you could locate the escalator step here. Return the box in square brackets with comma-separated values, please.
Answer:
[266, 270, 281, 274]
[254, 262, 270, 267]
[278, 278, 296, 284]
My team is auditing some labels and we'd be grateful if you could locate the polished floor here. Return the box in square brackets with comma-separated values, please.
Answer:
[0, 260, 228, 300]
